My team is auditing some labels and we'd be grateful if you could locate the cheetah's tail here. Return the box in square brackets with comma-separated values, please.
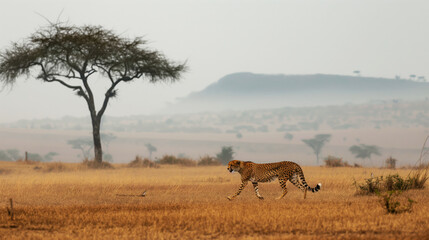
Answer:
[299, 172, 321, 193]
[308, 183, 322, 193]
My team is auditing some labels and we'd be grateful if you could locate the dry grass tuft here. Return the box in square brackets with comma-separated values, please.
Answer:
[407, 165, 429, 189]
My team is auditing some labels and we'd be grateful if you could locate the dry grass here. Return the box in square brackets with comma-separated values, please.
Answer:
[0, 161, 428, 239]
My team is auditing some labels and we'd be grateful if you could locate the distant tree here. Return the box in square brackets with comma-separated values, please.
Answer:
[44, 152, 58, 162]
[0, 150, 12, 161]
[353, 70, 361, 76]
[216, 146, 235, 165]
[385, 156, 397, 169]
[0, 149, 22, 161]
[284, 132, 294, 140]
[6, 149, 22, 160]
[0, 23, 186, 163]
[67, 137, 94, 159]
[101, 133, 116, 152]
[27, 153, 44, 162]
[302, 134, 331, 164]
[145, 143, 157, 160]
[236, 132, 243, 139]
[349, 144, 381, 165]
[103, 153, 114, 163]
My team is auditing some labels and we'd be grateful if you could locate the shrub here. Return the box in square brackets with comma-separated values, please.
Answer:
[355, 172, 427, 195]
[379, 190, 415, 214]
[157, 155, 196, 167]
[128, 156, 159, 168]
[197, 155, 221, 166]
[82, 158, 114, 169]
[324, 155, 350, 167]
[385, 157, 397, 169]
[354, 176, 384, 195]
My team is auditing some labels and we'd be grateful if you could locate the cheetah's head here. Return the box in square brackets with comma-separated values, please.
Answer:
[227, 160, 243, 173]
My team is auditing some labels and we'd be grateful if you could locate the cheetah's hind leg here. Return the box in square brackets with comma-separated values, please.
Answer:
[276, 177, 288, 200]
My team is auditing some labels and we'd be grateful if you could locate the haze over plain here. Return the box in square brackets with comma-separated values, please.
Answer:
[0, 0, 428, 122]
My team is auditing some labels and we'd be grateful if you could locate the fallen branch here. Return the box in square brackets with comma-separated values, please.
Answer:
[116, 191, 146, 197]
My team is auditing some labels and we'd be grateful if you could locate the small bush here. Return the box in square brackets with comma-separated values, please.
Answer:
[82, 158, 114, 169]
[354, 176, 384, 195]
[197, 155, 221, 166]
[324, 155, 350, 167]
[128, 156, 159, 168]
[157, 155, 196, 167]
[379, 190, 415, 214]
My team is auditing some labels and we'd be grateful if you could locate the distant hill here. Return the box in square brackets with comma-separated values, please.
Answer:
[167, 73, 429, 113]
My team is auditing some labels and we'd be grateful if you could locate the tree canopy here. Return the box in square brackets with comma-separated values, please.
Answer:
[349, 144, 381, 164]
[302, 134, 331, 164]
[0, 23, 187, 163]
[216, 146, 235, 165]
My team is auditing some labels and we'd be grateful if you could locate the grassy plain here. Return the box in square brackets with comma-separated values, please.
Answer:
[0, 161, 428, 239]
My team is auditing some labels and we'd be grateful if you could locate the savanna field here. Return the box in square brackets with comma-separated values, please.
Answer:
[1, 161, 428, 240]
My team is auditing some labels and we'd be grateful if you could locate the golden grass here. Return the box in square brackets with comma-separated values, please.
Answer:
[0, 161, 428, 239]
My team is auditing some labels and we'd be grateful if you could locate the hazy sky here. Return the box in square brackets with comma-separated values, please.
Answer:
[0, 0, 428, 123]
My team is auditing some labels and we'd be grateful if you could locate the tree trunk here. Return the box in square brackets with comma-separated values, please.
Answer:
[92, 117, 103, 163]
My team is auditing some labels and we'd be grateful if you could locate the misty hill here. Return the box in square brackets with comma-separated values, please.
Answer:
[169, 73, 429, 113]
[4, 100, 429, 134]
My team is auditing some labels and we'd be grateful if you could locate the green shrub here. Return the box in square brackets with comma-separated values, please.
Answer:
[355, 172, 427, 195]
[354, 176, 384, 195]
[379, 190, 415, 214]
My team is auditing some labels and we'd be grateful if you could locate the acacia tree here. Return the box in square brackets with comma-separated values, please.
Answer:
[145, 143, 157, 160]
[0, 23, 186, 163]
[216, 146, 235, 165]
[302, 134, 331, 165]
[349, 144, 381, 165]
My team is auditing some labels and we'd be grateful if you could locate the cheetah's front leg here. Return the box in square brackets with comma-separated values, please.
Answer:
[252, 182, 264, 200]
[227, 181, 248, 200]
